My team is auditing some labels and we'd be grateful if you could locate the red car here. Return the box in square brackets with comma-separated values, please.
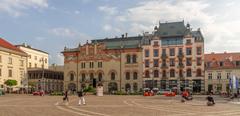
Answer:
[33, 91, 44, 96]
[164, 91, 176, 97]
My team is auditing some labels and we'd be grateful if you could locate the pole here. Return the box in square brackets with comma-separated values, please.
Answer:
[119, 50, 122, 92]
[42, 57, 45, 93]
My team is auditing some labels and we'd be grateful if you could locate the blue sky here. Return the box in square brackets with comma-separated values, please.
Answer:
[0, 0, 240, 65]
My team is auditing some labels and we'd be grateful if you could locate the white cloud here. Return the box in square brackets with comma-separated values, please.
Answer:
[103, 24, 112, 31]
[49, 53, 64, 65]
[49, 27, 93, 41]
[98, 5, 118, 15]
[0, 0, 48, 17]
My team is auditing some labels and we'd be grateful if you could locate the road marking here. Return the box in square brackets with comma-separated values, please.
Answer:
[67, 105, 110, 116]
[56, 105, 93, 116]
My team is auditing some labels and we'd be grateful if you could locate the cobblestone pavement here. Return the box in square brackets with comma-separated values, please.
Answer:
[1, 94, 240, 116]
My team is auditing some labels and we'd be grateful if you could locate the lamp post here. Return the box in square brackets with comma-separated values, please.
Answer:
[41, 57, 45, 93]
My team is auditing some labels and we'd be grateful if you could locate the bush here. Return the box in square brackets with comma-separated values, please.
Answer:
[50, 91, 63, 96]
[83, 86, 96, 93]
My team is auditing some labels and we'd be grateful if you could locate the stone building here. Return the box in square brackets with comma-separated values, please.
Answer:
[205, 52, 240, 94]
[142, 21, 205, 94]
[62, 35, 143, 93]
[28, 68, 64, 92]
[0, 38, 28, 91]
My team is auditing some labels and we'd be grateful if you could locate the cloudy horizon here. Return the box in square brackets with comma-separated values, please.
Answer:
[0, 0, 240, 65]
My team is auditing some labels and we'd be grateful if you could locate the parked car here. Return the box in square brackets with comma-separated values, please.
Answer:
[32, 91, 44, 96]
[158, 89, 171, 95]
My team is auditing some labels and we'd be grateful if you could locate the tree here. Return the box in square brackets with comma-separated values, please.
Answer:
[4, 79, 17, 93]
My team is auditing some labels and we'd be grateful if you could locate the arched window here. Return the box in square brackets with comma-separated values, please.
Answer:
[133, 72, 138, 80]
[98, 73, 102, 81]
[125, 83, 131, 92]
[133, 83, 138, 92]
[81, 73, 86, 82]
[154, 70, 159, 77]
[70, 73, 74, 81]
[132, 54, 137, 63]
[145, 70, 150, 78]
[196, 69, 202, 77]
[170, 69, 175, 77]
[187, 69, 192, 77]
[90, 73, 94, 80]
[126, 72, 130, 80]
[126, 54, 131, 63]
[111, 72, 115, 80]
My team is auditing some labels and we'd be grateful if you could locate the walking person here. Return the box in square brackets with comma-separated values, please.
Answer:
[78, 89, 86, 105]
[63, 90, 69, 105]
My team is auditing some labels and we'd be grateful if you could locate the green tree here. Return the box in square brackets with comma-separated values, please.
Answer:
[4, 79, 17, 93]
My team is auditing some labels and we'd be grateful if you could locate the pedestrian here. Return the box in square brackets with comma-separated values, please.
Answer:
[77, 89, 86, 105]
[63, 90, 69, 105]
[206, 92, 215, 106]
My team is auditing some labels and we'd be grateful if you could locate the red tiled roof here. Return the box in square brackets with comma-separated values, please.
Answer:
[205, 52, 240, 62]
[0, 38, 26, 54]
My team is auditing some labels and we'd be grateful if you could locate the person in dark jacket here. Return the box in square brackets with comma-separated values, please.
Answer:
[78, 89, 86, 105]
[63, 90, 69, 105]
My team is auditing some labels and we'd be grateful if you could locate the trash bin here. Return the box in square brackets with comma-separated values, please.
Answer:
[96, 86, 103, 96]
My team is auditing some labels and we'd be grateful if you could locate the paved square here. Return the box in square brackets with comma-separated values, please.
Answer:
[1, 94, 240, 116]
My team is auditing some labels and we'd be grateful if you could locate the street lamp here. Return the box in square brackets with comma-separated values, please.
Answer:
[41, 57, 45, 92]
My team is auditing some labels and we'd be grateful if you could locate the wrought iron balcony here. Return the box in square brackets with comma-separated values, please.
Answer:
[161, 54, 168, 59]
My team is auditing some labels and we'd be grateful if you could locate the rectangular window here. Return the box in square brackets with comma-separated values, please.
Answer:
[186, 58, 192, 66]
[197, 47, 202, 55]
[145, 60, 149, 68]
[8, 57, 12, 64]
[89, 62, 94, 68]
[153, 59, 159, 67]
[236, 61, 240, 66]
[153, 49, 159, 57]
[0, 55, 1, 63]
[219, 61, 224, 67]
[197, 57, 202, 66]
[145, 50, 149, 57]
[178, 48, 183, 55]
[208, 73, 212, 80]
[35, 56, 37, 60]
[8, 69, 12, 77]
[227, 73, 231, 79]
[217, 73, 221, 79]
[0, 68, 1, 76]
[162, 49, 166, 55]
[153, 41, 159, 46]
[169, 48, 175, 56]
[81, 62, 86, 68]
[170, 58, 175, 66]
[20, 60, 24, 66]
[98, 62, 102, 68]
[186, 48, 192, 55]
[29, 63, 31, 68]
[186, 39, 191, 44]
[35, 63, 37, 68]
[29, 55, 31, 59]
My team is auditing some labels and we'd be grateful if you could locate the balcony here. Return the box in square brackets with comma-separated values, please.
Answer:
[161, 63, 168, 68]
[178, 53, 184, 58]
[161, 54, 168, 59]
[178, 63, 184, 68]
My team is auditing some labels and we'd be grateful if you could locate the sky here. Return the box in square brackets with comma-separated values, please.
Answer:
[0, 0, 240, 65]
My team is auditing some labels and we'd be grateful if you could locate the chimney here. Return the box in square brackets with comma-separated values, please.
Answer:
[125, 33, 128, 38]
[224, 51, 227, 54]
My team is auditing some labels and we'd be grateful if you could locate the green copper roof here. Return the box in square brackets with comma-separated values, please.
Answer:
[155, 21, 189, 37]
[93, 36, 142, 49]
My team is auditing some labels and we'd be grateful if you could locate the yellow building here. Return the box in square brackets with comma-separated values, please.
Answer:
[62, 36, 143, 93]
[16, 43, 48, 69]
[0, 38, 28, 91]
[205, 52, 240, 94]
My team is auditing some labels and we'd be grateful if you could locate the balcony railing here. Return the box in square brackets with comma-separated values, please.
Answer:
[178, 63, 184, 68]
[161, 63, 168, 68]
[161, 54, 168, 59]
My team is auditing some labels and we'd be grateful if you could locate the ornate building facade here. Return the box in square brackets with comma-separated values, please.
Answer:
[62, 21, 205, 94]
[62, 36, 143, 93]
[205, 52, 240, 94]
[142, 21, 205, 93]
